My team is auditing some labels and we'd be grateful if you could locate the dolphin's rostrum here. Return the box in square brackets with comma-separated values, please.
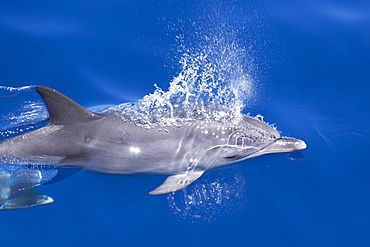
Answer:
[0, 86, 306, 196]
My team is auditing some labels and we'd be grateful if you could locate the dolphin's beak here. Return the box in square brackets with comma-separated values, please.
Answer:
[256, 137, 307, 156]
[231, 136, 307, 160]
[296, 139, 307, 150]
[273, 137, 307, 152]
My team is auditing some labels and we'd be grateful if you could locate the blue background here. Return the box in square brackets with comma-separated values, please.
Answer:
[1, 0, 370, 246]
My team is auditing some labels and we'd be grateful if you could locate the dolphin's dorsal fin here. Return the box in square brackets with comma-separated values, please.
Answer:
[149, 170, 205, 195]
[36, 86, 103, 125]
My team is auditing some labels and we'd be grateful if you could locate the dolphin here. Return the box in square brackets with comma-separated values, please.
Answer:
[0, 86, 306, 195]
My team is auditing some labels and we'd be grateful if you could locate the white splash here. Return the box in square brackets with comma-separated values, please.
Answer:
[108, 30, 256, 129]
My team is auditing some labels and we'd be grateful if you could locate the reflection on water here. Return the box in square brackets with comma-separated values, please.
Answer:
[167, 171, 246, 221]
[286, 151, 304, 161]
[0, 165, 56, 209]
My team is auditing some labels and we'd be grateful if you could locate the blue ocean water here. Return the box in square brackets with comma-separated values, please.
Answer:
[1, 0, 370, 246]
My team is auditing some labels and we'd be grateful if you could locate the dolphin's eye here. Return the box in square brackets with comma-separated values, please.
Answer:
[224, 154, 242, 160]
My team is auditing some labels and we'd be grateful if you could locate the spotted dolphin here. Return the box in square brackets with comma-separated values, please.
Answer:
[0, 86, 306, 195]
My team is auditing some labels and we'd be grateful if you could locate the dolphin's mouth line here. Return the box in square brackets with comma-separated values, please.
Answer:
[223, 136, 306, 162]
[269, 137, 307, 151]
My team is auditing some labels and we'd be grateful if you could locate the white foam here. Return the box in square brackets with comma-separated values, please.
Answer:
[108, 29, 256, 129]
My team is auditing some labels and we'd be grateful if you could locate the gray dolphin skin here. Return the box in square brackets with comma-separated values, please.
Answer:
[0, 86, 306, 196]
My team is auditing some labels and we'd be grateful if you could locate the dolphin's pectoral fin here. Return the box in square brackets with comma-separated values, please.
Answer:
[44, 153, 92, 185]
[57, 152, 92, 168]
[149, 170, 205, 195]
[42, 167, 81, 185]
